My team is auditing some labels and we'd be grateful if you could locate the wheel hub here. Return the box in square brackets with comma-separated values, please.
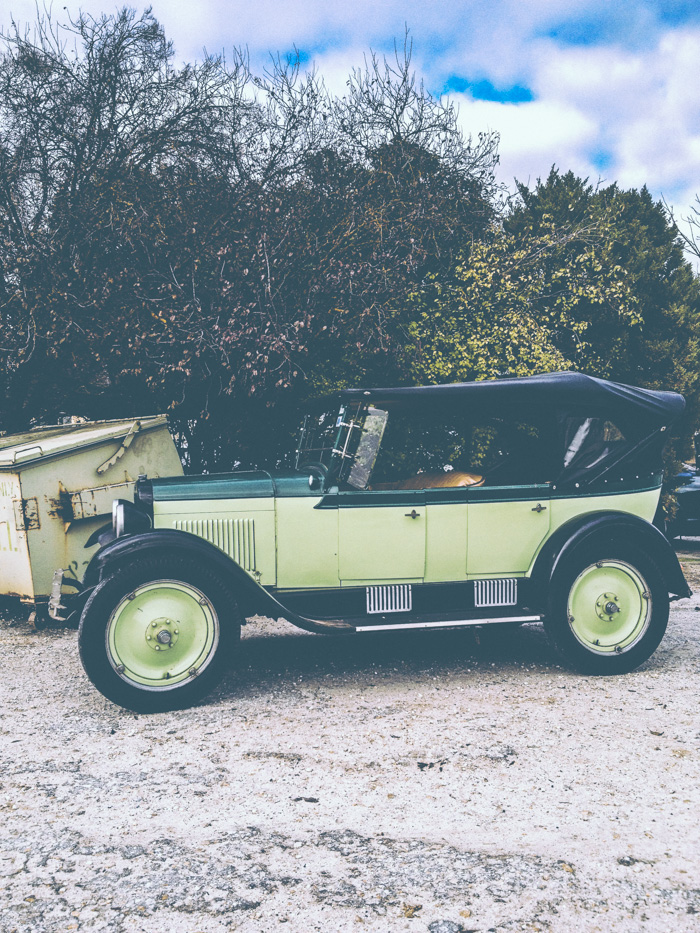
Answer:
[595, 592, 621, 621]
[145, 617, 179, 651]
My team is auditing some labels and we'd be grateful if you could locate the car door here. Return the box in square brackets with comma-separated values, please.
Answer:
[466, 483, 551, 576]
[424, 486, 469, 583]
[336, 487, 426, 584]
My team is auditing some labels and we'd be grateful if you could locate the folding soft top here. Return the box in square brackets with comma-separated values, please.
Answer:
[333, 371, 685, 435]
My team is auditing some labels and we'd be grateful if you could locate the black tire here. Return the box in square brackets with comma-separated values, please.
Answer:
[78, 555, 241, 713]
[544, 544, 669, 675]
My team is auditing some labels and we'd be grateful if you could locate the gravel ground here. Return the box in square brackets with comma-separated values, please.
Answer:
[2, 550, 700, 933]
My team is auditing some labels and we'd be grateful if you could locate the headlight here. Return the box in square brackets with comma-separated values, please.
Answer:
[113, 500, 126, 538]
[112, 499, 151, 538]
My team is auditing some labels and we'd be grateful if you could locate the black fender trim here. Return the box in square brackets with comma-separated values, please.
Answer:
[83, 529, 354, 634]
[530, 511, 692, 606]
[85, 522, 116, 549]
[61, 584, 98, 628]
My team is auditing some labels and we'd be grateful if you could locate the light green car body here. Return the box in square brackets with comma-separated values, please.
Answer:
[152, 481, 659, 590]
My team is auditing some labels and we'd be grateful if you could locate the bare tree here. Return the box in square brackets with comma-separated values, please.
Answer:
[0, 8, 502, 470]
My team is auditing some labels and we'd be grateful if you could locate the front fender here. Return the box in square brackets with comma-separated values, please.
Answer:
[83, 529, 277, 619]
[530, 511, 691, 605]
[82, 528, 353, 633]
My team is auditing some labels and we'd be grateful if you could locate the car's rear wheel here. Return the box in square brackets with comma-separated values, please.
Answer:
[545, 547, 668, 675]
[79, 555, 241, 712]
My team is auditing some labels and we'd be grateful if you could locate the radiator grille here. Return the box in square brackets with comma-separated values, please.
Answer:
[366, 584, 412, 614]
[474, 578, 517, 608]
[173, 518, 256, 571]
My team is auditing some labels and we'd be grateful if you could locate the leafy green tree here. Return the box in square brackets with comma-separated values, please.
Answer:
[406, 169, 700, 510]
[508, 171, 700, 396]
[507, 171, 700, 457]
[404, 215, 639, 385]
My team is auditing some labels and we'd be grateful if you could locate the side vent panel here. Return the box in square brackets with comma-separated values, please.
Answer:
[474, 578, 517, 608]
[366, 584, 412, 614]
[174, 518, 256, 571]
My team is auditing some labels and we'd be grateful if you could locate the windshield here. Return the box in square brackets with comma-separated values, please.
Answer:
[296, 403, 388, 488]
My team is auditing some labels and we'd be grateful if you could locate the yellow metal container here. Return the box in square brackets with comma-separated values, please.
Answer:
[0, 416, 183, 605]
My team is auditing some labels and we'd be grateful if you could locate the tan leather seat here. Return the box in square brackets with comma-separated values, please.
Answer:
[371, 471, 484, 490]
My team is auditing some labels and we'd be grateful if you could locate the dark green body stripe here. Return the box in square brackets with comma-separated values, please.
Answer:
[314, 476, 662, 509]
[152, 472, 662, 505]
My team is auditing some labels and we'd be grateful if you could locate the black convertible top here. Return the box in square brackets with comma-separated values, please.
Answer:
[336, 371, 684, 432]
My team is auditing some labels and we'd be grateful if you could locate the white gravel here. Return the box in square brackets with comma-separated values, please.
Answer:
[1, 566, 700, 932]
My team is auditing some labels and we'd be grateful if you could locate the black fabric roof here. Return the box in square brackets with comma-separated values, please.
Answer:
[333, 371, 684, 433]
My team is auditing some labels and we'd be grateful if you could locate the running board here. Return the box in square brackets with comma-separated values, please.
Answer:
[355, 614, 540, 633]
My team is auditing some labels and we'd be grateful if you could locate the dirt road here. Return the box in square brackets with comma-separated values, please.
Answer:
[1, 555, 700, 932]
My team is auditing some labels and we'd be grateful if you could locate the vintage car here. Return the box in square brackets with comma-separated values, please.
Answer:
[62, 372, 691, 712]
[665, 436, 700, 539]
[669, 471, 700, 538]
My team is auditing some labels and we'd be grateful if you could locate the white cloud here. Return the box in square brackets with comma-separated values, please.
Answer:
[454, 96, 597, 186]
[526, 29, 700, 202]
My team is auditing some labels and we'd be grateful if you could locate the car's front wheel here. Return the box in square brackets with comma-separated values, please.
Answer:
[545, 548, 669, 675]
[78, 555, 241, 712]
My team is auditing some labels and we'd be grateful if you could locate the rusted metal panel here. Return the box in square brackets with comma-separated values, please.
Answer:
[0, 417, 183, 601]
[12, 497, 40, 531]
[0, 475, 34, 597]
[68, 483, 132, 521]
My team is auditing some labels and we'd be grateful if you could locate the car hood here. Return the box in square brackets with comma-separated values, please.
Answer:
[150, 469, 318, 501]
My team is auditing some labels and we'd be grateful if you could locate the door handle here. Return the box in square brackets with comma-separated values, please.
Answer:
[405, 510, 421, 519]
[531, 503, 547, 513]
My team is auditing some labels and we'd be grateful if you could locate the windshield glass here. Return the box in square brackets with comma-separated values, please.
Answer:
[347, 408, 388, 488]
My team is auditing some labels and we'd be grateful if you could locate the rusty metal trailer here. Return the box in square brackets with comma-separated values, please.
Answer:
[0, 416, 183, 618]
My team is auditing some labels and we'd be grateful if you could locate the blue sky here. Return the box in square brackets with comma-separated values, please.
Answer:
[4, 1, 700, 223]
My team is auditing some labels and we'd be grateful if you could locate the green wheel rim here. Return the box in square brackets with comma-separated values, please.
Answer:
[567, 560, 651, 655]
[106, 580, 220, 690]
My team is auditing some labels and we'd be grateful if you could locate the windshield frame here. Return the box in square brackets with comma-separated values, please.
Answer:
[296, 402, 389, 489]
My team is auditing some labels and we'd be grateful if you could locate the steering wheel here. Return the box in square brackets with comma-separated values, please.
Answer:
[300, 461, 329, 491]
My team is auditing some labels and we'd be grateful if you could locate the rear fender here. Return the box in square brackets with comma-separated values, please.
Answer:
[530, 511, 691, 605]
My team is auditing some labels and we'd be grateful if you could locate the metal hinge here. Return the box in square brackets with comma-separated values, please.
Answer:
[48, 569, 68, 622]
[12, 497, 40, 531]
[96, 420, 142, 474]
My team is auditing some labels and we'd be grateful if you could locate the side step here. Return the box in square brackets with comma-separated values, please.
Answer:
[355, 614, 540, 633]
